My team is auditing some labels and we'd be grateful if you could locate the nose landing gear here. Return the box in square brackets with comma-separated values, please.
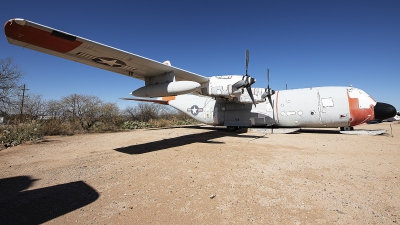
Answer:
[340, 126, 354, 131]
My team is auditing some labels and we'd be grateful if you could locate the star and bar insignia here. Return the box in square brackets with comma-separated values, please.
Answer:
[187, 105, 203, 116]
[92, 57, 126, 67]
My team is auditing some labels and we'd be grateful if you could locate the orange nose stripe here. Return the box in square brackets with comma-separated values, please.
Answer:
[347, 93, 375, 126]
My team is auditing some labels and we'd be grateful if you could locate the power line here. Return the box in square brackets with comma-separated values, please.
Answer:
[20, 84, 29, 120]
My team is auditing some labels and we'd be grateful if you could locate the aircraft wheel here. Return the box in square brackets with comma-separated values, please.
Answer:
[340, 127, 354, 131]
[226, 126, 239, 132]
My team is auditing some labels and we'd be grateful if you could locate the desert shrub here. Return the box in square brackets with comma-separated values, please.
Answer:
[88, 121, 120, 133]
[173, 118, 198, 126]
[149, 118, 171, 128]
[121, 121, 152, 129]
[87, 121, 105, 133]
[148, 117, 198, 127]
[39, 119, 78, 135]
[1, 122, 42, 148]
[121, 117, 198, 130]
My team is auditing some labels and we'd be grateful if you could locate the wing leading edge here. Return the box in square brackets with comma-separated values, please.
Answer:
[4, 18, 209, 84]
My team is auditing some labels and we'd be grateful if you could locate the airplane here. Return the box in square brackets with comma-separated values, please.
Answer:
[389, 111, 400, 121]
[4, 18, 397, 132]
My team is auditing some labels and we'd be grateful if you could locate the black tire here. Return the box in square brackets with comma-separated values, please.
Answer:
[226, 126, 238, 132]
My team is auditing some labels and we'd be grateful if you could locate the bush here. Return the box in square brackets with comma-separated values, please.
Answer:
[121, 118, 198, 130]
[1, 122, 43, 148]
[39, 119, 77, 136]
[149, 118, 171, 128]
[88, 121, 120, 133]
[121, 121, 152, 130]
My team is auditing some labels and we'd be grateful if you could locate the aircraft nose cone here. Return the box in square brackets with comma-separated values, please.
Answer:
[374, 102, 397, 120]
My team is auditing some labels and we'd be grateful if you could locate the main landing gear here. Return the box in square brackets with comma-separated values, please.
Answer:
[226, 126, 239, 132]
[340, 126, 354, 131]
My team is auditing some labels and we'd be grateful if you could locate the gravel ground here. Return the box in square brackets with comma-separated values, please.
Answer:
[1, 122, 399, 224]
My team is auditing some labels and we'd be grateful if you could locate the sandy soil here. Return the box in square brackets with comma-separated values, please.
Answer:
[1, 122, 399, 224]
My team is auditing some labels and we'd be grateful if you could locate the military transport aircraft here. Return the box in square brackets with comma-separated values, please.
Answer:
[4, 18, 397, 131]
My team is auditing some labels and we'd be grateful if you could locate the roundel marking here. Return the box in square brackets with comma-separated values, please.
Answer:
[187, 105, 203, 116]
[190, 105, 199, 116]
[92, 57, 126, 67]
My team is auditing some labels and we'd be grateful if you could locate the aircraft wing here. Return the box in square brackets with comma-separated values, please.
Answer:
[4, 18, 209, 84]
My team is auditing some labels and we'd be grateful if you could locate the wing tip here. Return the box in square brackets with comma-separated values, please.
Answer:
[4, 18, 25, 32]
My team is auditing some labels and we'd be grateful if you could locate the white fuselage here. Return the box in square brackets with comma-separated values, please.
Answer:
[165, 86, 377, 128]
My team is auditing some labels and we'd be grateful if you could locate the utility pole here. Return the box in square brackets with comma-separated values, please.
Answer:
[20, 84, 29, 121]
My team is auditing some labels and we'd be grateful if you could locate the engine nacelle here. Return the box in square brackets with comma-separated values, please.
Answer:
[131, 81, 200, 97]
[201, 75, 266, 104]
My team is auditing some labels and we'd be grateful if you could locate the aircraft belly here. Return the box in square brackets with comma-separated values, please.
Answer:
[220, 103, 274, 127]
[224, 110, 252, 127]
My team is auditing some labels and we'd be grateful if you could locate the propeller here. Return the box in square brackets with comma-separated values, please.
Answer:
[261, 68, 275, 107]
[261, 69, 276, 132]
[233, 49, 257, 107]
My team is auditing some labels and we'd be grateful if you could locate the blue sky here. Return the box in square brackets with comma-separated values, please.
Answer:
[1, 0, 399, 110]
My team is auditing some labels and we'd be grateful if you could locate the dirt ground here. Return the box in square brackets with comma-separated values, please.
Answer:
[1, 122, 399, 224]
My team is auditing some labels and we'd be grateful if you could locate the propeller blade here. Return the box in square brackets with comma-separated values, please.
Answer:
[245, 49, 249, 76]
[268, 94, 275, 133]
[268, 95, 274, 111]
[247, 86, 256, 107]
[236, 49, 257, 107]
[261, 68, 275, 100]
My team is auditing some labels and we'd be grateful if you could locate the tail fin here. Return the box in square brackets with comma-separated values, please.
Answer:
[163, 60, 171, 66]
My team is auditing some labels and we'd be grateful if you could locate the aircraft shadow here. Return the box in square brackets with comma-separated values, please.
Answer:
[0, 176, 99, 225]
[115, 129, 263, 155]
[298, 128, 341, 134]
[145, 125, 231, 131]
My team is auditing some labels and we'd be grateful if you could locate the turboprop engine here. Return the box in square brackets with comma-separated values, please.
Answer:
[131, 81, 200, 97]
[201, 49, 264, 106]
[203, 75, 266, 104]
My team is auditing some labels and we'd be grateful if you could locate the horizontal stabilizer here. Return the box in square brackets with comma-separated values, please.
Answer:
[120, 97, 174, 105]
